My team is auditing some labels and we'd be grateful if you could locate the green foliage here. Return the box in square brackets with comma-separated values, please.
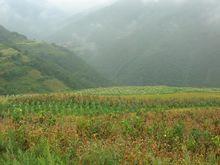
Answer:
[0, 25, 110, 95]
[187, 129, 217, 156]
[121, 115, 144, 138]
[79, 144, 120, 165]
[3, 67, 27, 81]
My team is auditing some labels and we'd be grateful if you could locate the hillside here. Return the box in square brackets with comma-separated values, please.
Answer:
[49, 0, 220, 87]
[0, 25, 109, 95]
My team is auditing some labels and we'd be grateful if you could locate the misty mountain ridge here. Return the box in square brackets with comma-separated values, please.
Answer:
[48, 0, 220, 87]
[0, 0, 220, 93]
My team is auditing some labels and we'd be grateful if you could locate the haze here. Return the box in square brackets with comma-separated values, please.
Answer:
[0, 0, 220, 163]
[0, 0, 116, 14]
[46, 0, 116, 13]
[0, 0, 220, 88]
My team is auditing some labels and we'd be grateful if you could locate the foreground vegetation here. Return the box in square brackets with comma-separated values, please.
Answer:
[0, 86, 219, 164]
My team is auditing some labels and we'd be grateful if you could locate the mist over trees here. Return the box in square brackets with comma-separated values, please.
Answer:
[0, 0, 220, 87]
[48, 0, 220, 87]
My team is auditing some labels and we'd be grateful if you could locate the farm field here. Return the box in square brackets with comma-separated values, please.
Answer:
[0, 86, 220, 164]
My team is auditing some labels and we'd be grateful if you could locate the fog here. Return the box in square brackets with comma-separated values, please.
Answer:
[0, 0, 116, 13]
[0, 0, 219, 38]
[0, 0, 220, 87]
[0, 0, 116, 38]
[46, 0, 116, 13]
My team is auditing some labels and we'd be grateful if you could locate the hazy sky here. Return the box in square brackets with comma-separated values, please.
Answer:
[0, 0, 116, 14]
[0, 0, 117, 38]
[0, 0, 190, 15]
[43, 0, 116, 13]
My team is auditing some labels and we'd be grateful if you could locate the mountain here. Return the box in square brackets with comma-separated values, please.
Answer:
[49, 0, 220, 87]
[0, 25, 109, 95]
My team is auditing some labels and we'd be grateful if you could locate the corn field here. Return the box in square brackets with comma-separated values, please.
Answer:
[0, 86, 219, 164]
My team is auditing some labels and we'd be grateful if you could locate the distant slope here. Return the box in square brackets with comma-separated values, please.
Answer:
[49, 0, 220, 87]
[0, 25, 109, 95]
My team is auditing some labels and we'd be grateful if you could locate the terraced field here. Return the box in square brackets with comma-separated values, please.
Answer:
[0, 86, 219, 164]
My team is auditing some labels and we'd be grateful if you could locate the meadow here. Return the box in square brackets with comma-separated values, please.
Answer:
[0, 86, 219, 164]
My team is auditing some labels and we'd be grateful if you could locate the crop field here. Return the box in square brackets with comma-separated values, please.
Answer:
[0, 86, 220, 164]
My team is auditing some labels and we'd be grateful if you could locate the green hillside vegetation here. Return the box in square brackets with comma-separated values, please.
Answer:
[0, 25, 109, 95]
[50, 0, 220, 87]
[0, 86, 219, 164]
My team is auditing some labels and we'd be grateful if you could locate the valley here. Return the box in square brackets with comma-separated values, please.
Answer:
[0, 0, 219, 164]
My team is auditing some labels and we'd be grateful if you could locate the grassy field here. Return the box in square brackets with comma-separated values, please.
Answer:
[0, 86, 219, 164]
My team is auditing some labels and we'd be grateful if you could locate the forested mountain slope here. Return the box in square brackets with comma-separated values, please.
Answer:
[0, 25, 109, 95]
[50, 0, 220, 87]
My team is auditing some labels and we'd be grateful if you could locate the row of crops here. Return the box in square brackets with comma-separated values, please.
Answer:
[0, 91, 220, 116]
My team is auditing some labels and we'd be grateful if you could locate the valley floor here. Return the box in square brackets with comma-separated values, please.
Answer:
[0, 86, 219, 164]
